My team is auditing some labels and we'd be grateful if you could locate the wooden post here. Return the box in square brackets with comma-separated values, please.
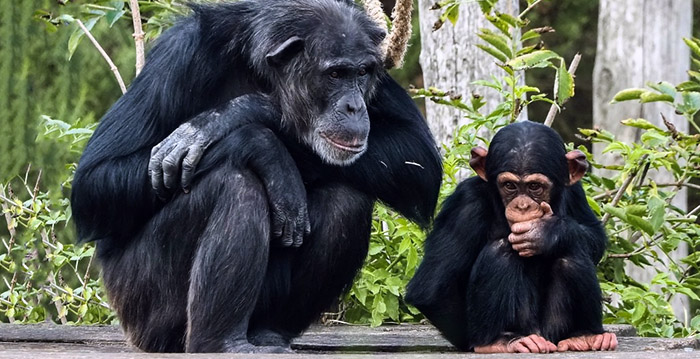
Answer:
[593, 0, 692, 319]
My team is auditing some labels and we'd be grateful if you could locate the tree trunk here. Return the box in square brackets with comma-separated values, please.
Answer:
[593, 0, 692, 318]
[417, 0, 522, 147]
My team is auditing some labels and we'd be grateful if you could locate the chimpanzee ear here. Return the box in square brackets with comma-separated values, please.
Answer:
[266, 36, 305, 67]
[566, 150, 588, 185]
[469, 146, 489, 182]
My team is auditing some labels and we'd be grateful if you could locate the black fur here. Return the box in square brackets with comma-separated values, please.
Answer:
[405, 122, 607, 351]
[71, 0, 441, 353]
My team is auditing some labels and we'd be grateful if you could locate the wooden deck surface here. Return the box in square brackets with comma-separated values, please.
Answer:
[0, 323, 698, 358]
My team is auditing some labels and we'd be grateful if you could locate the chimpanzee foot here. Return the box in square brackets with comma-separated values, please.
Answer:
[248, 329, 294, 353]
[474, 334, 557, 353]
[557, 332, 617, 351]
[224, 341, 293, 353]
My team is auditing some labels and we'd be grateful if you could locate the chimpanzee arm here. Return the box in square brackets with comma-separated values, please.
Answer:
[540, 184, 608, 263]
[342, 75, 442, 227]
[150, 95, 309, 247]
[405, 178, 492, 351]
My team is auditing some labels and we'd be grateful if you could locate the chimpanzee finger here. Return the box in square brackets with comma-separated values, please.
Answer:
[547, 340, 557, 352]
[510, 221, 533, 234]
[600, 333, 616, 350]
[162, 144, 189, 190]
[508, 233, 525, 244]
[608, 333, 618, 350]
[149, 145, 169, 199]
[181, 144, 206, 192]
[292, 206, 308, 247]
[511, 341, 531, 353]
[540, 201, 553, 217]
[557, 340, 569, 352]
[303, 207, 311, 236]
[519, 336, 540, 353]
[592, 333, 603, 350]
[530, 335, 552, 353]
[281, 218, 294, 247]
[518, 250, 535, 257]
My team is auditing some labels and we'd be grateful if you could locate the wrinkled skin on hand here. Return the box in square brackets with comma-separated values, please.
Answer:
[507, 201, 553, 257]
[557, 333, 618, 351]
[148, 97, 309, 248]
[149, 113, 218, 197]
[474, 334, 557, 354]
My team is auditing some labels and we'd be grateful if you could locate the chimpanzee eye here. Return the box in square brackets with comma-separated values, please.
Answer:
[330, 71, 339, 79]
[528, 183, 543, 193]
[358, 67, 367, 76]
[503, 182, 517, 191]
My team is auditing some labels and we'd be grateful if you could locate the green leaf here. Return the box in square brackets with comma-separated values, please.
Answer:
[640, 130, 668, 147]
[485, 14, 511, 36]
[631, 301, 646, 322]
[521, 29, 541, 42]
[639, 92, 674, 104]
[555, 59, 574, 104]
[446, 4, 460, 25]
[676, 81, 700, 92]
[677, 91, 700, 116]
[647, 81, 677, 98]
[611, 89, 645, 103]
[684, 37, 700, 58]
[627, 214, 655, 235]
[648, 196, 666, 232]
[620, 118, 662, 131]
[478, 31, 513, 59]
[476, 44, 508, 63]
[507, 50, 559, 70]
[603, 205, 627, 221]
[67, 17, 99, 61]
[676, 287, 700, 301]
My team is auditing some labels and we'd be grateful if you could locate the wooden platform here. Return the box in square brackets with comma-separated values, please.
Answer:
[0, 323, 698, 358]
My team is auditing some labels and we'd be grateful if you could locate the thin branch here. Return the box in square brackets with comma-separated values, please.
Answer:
[655, 182, 700, 191]
[76, 19, 127, 94]
[129, 0, 145, 75]
[519, 0, 543, 20]
[544, 53, 582, 127]
[0, 193, 35, 215]
[600, 154, 649, 226]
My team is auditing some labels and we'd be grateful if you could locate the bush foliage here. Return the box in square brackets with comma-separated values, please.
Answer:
[1, 0, 699, 337]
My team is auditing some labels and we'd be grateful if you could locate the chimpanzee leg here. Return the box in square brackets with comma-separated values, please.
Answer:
[466, 238, 540, 347]
[248, 183, 374, 344]
[541, 256, 604, 343]
[184, 168, 274, 353]
[98, 144, 273, 353]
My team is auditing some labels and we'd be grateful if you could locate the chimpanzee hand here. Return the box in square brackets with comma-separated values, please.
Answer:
[507, 202, 553, 257]
[148, 97, 310, 248]
[474, 334, 557, 353]
[149, 111, 222, 198]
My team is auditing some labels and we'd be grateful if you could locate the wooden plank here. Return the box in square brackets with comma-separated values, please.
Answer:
[0, 323, 695, 355]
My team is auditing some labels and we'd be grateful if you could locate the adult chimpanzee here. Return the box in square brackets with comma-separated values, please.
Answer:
[406, 121, 616, 353]
[71, 0, 441, 354]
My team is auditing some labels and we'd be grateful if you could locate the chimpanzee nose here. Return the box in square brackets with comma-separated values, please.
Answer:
[516, 201, 530, 211]
[342, 93, 365, 114]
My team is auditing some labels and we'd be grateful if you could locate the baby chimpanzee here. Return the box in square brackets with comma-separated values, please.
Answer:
[406, 121, 616, 353]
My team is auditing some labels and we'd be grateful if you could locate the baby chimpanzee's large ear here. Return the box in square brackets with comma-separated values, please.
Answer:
[266, 36, 305, 67]
[469, 146, 488, 182]
[566, 150, 588, 185]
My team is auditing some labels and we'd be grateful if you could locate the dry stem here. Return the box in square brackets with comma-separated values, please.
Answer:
[544, 53, 582, 127]
[76, 19, 127, 94]
[129, 0, 145, 75]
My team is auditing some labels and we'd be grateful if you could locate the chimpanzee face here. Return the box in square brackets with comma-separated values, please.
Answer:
[307, 54, 380, 165]
[265, 22, 383, 166]
[496, 172, 553, 224]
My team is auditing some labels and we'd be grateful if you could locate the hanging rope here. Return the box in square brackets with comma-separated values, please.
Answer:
[363, 0, 413, 69]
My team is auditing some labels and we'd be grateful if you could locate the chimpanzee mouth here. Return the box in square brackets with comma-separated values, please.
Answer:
[319, 133, 367, 154]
